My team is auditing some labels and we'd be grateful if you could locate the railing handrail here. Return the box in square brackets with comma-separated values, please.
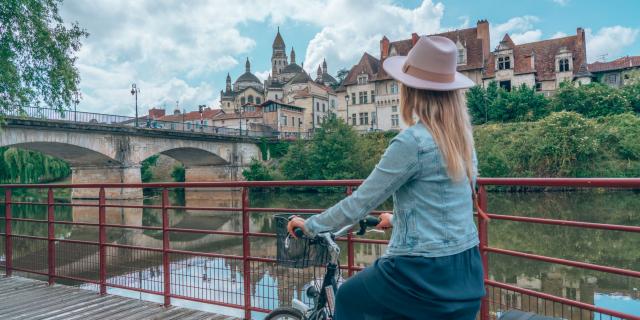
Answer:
[1, 177, 640, 189]
[3, 105, 315, 139]
[1, 178, 639, 320]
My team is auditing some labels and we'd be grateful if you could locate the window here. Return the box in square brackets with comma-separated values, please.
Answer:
[256, 97, 261, 104]
[359, 112, 369, 125]
[457, 48, 466, 64]
[499, 80, 512, 91]
[248, 95, 254, 103]
[605, 73, 618, 85]
[390, 82, 398, 94]
[240, 97, 246, 105]
[317, 115, 321, 124]
[352, 114, 357, 125]
[358, 92, 364, 104]
[371, 90, 375, 103]
[331, 100, 336, 108]
[371, 112, 376, 125]
[275, 94, 278, 100]
[558, 58, 570, 72]
[363, 92, 368, 104]
[351, 93, 356, 105]
[535, 82, 542, 91]
[498, 56, 511, 70]
[357, 74, 368, 85]
[316, 102, 320, 111]
[391, 114, 399, 127]
[391, 105, 397, 112]
[291, 116, 294, 126]
[281, 115, 287, 125]
[170, 123, 176, 130]
[322, 103, 326, 112]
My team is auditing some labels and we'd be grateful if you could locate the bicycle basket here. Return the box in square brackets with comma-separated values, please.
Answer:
[275, 214, 330, 268]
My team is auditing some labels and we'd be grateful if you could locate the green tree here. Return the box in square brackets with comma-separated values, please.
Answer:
[333, 68, 350, 89]
[1, 0, 88, 115]
[140, 155, 159, 182]
[308, 114, 364, 180]
[621, 82, 640, 114]
[466, 85, 489, 124]
[280, 139, 311, 180]
[171, 164, 185, 182]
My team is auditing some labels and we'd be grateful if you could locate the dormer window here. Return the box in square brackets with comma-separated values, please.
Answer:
[357, 74, 368, 85]
[456, 41, 466, 65]
[558, 58, 570, 72]
[498, 56, 511, 70]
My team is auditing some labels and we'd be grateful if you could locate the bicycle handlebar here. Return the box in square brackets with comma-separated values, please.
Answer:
[290, 215, 381, 239]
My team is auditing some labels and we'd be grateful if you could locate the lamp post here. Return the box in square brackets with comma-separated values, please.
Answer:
[198, 104, 205, 132]
[130, 84, 140, 127]
[73, 91, 80, 122]
[344, 94, 349, 126]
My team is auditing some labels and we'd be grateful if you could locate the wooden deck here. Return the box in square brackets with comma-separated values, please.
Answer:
[0, 276, 239, 320]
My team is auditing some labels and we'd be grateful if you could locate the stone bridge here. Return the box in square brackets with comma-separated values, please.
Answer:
[0, 118, 261, 198]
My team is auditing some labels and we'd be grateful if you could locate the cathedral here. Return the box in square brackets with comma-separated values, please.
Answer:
[219, 28, 338, 130]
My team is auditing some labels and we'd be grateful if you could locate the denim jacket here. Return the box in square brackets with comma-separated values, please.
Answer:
[304, 122, 479, 257]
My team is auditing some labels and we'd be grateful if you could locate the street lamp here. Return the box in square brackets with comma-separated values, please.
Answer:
[198, 104, 205, 132]
[130, 83, 140, 127]
[344, 94, 349, 126]
[73, 91, 80, 122]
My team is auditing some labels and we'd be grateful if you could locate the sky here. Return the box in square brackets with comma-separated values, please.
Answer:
[60, 0, 640, 116]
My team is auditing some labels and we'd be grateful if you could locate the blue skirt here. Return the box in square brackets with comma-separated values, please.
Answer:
[334, 246, 485, 320]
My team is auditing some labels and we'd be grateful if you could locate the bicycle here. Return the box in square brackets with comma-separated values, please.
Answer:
[265, 214, 383, 320]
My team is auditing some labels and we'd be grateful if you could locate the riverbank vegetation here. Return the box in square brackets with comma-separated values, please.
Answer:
[0, 147, 70, 183]
[243, 111, 640, 181]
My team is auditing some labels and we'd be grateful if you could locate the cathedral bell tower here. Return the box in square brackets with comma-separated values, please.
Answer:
[271, 27, 288, 78]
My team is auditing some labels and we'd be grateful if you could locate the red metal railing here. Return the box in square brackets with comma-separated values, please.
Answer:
[0, 178, 638, 320]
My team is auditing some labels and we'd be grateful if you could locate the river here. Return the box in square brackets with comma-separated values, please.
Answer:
[0, 188, 638, 318]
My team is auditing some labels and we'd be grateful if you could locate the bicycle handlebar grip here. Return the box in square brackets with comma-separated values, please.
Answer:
[293, 227, 305, 238]
[364, 215, 381, 227]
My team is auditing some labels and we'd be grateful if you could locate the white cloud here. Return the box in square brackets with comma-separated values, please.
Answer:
[255, 69, 271, 82]
[298, 0, 446, 74]
[586, 26, 640, 62]
[552, 0, 569, 5]
[490, 16, 542, 47]
[551, 31, 568, 39]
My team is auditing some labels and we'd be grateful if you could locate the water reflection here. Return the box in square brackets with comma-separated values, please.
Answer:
[0, 189, 638, 317]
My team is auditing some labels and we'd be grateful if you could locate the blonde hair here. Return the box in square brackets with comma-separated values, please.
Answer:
[400, 84, 474, 181]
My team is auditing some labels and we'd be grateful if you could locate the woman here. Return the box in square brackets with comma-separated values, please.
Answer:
[288, 36, 485, 319]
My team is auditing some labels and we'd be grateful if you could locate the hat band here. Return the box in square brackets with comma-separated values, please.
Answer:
[402, 62, 455, 83]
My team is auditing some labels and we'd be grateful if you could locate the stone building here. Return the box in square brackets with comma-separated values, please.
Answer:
[483, 28, 589, 96]
[263, 28, 338, 131]
[588, 56, 640, 88]
[337, 20, 491, 131]
[219, 58, 265, 113]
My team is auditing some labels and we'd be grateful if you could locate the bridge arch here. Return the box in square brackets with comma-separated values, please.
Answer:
[5, 142, 122, 167]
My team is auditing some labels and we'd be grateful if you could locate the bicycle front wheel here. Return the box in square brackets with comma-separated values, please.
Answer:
[264, 307, 304, 320]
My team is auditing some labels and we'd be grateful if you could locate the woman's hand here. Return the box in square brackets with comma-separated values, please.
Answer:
[377, 212, 393, 229]
[287, 216, 306, 238]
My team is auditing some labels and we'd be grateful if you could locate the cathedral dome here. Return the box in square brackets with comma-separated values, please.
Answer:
[289, 71, 312, 84]
[281, 63, 303, 74]
[236, 72, 261, 84]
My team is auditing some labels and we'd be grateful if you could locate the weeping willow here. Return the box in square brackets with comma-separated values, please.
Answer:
[0, 147, 71, 183]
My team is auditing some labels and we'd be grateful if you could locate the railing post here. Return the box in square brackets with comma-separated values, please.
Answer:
[346, 186, 355, 277]
[241, 187, 251, 320]
[98, 188, 107, 295]
[162, 188, 171, 307]
[47, 188, 55, 285]
[477, 185, 490, 320]
[4, 189, 12, 277]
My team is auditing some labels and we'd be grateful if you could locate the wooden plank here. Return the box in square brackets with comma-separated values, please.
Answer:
[0, 276, 240, 320]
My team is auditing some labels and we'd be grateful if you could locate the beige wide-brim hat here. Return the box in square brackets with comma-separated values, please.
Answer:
[383, 35, 475, 91]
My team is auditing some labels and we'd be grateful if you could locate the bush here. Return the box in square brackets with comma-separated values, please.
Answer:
[552, 82, 631, 117]
[242, 159, 275, 181]
[467, 82, 549, 124]
[171, 164, 185, 182]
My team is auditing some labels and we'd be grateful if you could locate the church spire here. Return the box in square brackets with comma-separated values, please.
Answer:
[245, 57, 251, 73]
[290, 47, 296, 65]
[316, 65, 322, 80]
[272, 26, 285, 49]
[322, 58, 328, 74]
[225, 73, 231, 92]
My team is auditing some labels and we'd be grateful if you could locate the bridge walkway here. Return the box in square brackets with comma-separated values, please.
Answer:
[0, 276, 238, 320]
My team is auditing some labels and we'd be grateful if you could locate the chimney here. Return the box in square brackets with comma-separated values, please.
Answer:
[476, 19, 490, 62]
[149, 107, 165, 119]
[576, 27, 587, 64]
[380, 36, 390, 60]
[411, 33, 419, 46]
